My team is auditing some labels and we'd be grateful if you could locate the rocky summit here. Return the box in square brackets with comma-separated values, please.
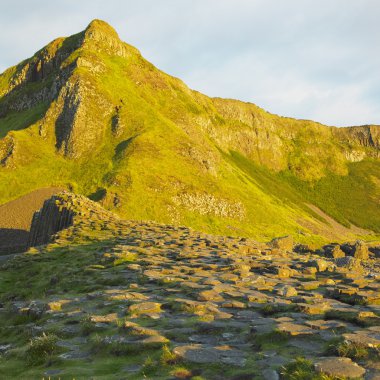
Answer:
[0, 19, 380, 380]
[0, 193, 379, 378]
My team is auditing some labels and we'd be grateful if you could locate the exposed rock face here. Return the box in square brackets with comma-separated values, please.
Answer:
[0, 135, 16, 168]
[28, 191, 118, 248]
[336, 125, 380, 150]
[0, 20, 121, 159]
[82, 19, 129, 58]
[1, 18, 378, 166]
[53, 76, 112, 158]
[0, 187, 63, 254]
[28, 196, 74, 247]
[172, 192, 245, 220]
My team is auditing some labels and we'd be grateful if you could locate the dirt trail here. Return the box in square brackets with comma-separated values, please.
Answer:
[0, 187, 63, 253]
[298, 203, 372, 242]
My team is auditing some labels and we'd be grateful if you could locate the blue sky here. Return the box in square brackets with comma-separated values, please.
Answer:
[1, 0, 379, 126]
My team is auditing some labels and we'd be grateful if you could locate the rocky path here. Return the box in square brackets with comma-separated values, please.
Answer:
[0, 193, 379, 379]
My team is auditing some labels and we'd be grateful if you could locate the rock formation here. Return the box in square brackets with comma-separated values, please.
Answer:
[27, 195, 74, 247]
[0, 192, 379, 378]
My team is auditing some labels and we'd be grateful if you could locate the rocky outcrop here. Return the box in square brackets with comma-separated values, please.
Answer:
[335, 125, 380, 160]
[83, 19, 129, 58]
[27, 192, 119, 248]
[269, 235, 294, 251]
[0, 135, 16, 168]
[28, 196, 74, 247]
[172, 192, 245, 220]
[0, 20, 121, 158]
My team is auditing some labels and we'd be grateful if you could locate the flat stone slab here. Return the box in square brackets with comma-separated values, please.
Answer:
[314, 357, 366, 379]
[287, 338, 323, 353]
[277, 322, 314, 336]
[305, 319, 348, 330]
[343, 332, 380, 348]
[173, 344, 246, 366]
[262, 369, 280, 380]
[128, 302, 162, 315]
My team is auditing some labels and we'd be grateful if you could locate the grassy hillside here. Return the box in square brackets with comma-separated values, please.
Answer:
[0, 19, 379, 246]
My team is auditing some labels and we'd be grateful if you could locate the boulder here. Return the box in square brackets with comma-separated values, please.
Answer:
[353, 240, 369, 260]
[278, 285, 298, 297]
[308, 258, 329, 272]
[330, 245, 345, 258]
[335, 256, 362, 270]
[269, 236, 293, 251]
[275, 266, 293, 278]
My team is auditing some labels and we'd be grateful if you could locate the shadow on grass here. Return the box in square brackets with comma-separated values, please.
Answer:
[0, 228, 29, 254]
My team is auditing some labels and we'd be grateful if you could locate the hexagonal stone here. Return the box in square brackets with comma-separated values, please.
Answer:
[296, 302, 331, 315]
[335, 256, 362, 270]
[173, 344, 246, 366]
[277, 322, 314, 336]
[300, 281, 320, 291]
[314, 357, 366, 379]
[198, 290, 224, 302]
[343, 332, 380, 348]
[139, 335, 169, 345]
[305, 319, 348, 330]
[275, 266, 293, 278]
[128, 302, 162, 316]
[308, 258, 329, 272]
[221, 300, 246, 309]
[278, 285, 298, 297]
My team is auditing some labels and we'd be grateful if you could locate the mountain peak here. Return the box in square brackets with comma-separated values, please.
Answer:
[84, 19, 120, 41]
[82, 19, 127, 57]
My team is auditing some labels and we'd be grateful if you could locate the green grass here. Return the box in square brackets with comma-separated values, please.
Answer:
[325, 338, 370, 360]
[280, 160, 380, 232]
[281, 358, 339, 380]
[0, 19, 379, 247]
[253, 330, 289, 350]
[25, 333, 59, 365]
[0, 103, 49, 138]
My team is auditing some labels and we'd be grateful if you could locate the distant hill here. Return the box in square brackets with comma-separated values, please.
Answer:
[0, 19, 379, 246]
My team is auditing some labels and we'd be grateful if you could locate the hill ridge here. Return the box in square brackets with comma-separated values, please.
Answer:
[0, 19, 379, 244]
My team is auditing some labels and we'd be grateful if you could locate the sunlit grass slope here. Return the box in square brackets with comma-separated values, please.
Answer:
[0, 19, 379, 245]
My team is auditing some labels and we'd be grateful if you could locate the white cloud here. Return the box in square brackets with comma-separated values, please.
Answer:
[0, 0, 379, 126]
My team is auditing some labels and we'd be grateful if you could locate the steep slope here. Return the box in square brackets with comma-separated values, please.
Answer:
[0, 19, 379, 245]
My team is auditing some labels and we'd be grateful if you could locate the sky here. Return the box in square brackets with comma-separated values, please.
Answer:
[1, 0, 379, 127]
